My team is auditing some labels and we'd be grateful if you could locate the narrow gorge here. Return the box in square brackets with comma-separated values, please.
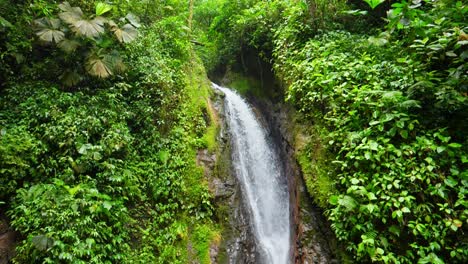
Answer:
[211, 82, 340, 264]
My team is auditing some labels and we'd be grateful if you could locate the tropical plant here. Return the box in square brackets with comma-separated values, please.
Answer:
[362, 0, 385, 10]
[33, 1, 140, 86]
[274, 28, 467, 263]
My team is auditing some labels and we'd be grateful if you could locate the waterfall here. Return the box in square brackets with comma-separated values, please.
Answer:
[213, 83, 291, 264]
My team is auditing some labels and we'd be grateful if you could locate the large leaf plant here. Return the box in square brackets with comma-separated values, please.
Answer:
[34, 1, 140, 87]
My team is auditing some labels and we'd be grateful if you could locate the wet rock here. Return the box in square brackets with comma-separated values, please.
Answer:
[210, 242, 219, 264]
[211, 178, 234, 198]
[197, 149, 217, 173]
[0, 217, 15, 264]
[208, 88, 259, 264]
[250, 96, 342, 264]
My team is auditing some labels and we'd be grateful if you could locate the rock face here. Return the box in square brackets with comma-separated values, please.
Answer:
[209, 81, 341, 264]
[202, 89, 259, 264]
[0, 215, 15, 264]
[250, 97, 340, 264]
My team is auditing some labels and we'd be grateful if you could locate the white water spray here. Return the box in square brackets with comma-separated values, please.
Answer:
[213, 83, 290, 264]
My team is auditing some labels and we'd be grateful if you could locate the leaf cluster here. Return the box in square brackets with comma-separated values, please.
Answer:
[274, 28, 467, 263]
[33, 1, 141, 86]
[0, 6, 215, 262]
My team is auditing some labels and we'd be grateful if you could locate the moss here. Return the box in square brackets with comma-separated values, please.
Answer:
[192, 224, 221, 264]
[177, 54, 220, 264]
[294, 120, 336, 208]
[203, 98, 220, 153]
[223, 71, 265, 98]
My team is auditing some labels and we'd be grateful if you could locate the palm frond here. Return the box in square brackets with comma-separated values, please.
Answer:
[58, 39, 80, 53]
[125, 13, 141, 28]
[72, 17, 106, 38]
[111, 24, 137, 43]
[60, 70, 82, 86]
[58, 2, 83, 25]
[86, 53, 112, 78]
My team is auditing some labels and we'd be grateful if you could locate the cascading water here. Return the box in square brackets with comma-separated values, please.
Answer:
[213, 83, 291, 264]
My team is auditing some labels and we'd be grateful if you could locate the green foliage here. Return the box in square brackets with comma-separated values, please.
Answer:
[192, 224, 218, 264]
[362, 0, 385, 10]
[295, 126, 335, 208]
[0, 1, 218, 263]
[208, 0, 468, 262]
[0, 126, 44, 201]
[9, 179, 130, 263]
[274, 28, 467, 264]
[33, 1, 140, 86]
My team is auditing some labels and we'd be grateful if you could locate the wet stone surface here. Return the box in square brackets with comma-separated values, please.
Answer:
[251, 97, 341, 264]
[207, 89, 259, 264]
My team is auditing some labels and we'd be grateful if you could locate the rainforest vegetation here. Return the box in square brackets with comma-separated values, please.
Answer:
[0, 0, 466, 263]
[1, 0, 217, 263]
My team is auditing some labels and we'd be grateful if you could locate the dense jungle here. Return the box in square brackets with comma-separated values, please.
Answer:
[0, 0, 466, 263]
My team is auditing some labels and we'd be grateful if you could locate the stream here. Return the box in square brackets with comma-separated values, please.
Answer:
[213, 83, 291, 264]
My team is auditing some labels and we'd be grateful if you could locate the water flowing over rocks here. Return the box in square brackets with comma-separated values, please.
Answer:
[213, 83, 291, 264]
[209, 81, 341, 264]
[250, 97, 341, 264]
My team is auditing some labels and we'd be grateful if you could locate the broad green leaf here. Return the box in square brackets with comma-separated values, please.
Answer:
[446, 51, 457, 57]
[86, 238, 95, 246]
[444, 177, 457, 188]
[68, 185, 81, 196]
[0, 15, 13, 28]
[78, 144, 91, 154]
[368, 36, 388, 46]
[102, 201, 112, 210]
[448, 142, 462, 148]
[367, 192, 377, 200]
[367, 204, 377, 213]
[462, 156, 468, 163]
[369, 141, 378, 151]
[364, 0, 385, 9]
[343, 9, 368, 16]
[93, 151, 102, 161]
[436, 146, 446, 153]
[453, 219, 462, 228]
[96, 2, 112, 16]
[364, 151, 371, 160]
[329, 195, 339, 205]
[376, 247, 384, 255]
[418, 253, 445, 264]
[159, 150, 170, 165]
[32, 235, 54, 251]
[389, 225, 400, 236]
[339, 195, 357, 211]
[400, 130, 408, 139]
